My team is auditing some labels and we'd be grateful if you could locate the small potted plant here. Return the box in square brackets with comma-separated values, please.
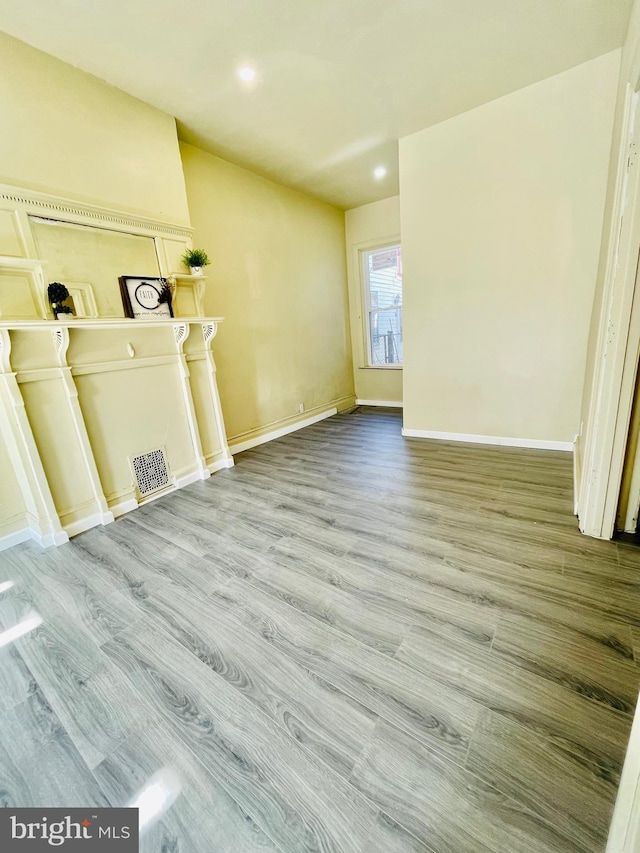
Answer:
[47, 282, 73, 319]
[181, 248, 210, 277]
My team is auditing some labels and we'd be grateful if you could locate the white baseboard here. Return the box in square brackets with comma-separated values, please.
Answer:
[230, 407, 338, 454]
[175, 469, 209, 489]
[0, 522, 72, 550]
[0, 459, 235, 551]
[356, 399, 403, 408]
[36, 529, 70, 547]
[107, 457, 232, 524]
[208, 456, 234, 473]
[110, 498, 139, 519]
[64, 511, 114, 538]
[0, 525, 33, 552]
[53, 503, 136, 538]
[175, 456, 234, 485]
[401, 427, 573, 452]
[0, 525, 70, 550]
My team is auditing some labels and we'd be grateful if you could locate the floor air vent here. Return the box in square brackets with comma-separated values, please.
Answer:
[130, 448, 171, 498]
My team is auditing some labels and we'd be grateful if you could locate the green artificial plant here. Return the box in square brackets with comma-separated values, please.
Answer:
[181, 248, 210, 269]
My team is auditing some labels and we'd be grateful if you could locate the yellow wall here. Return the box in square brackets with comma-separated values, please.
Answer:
[0, 30, 189, 224]
[400, 51, 620, 441]
[180, 142, 355, 444]
[0, 30, 193, 541]
[0, 32, 356, 543]
[345, 196, 402, 404]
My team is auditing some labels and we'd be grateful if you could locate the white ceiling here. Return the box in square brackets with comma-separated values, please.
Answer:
[0, 0, 632, 209]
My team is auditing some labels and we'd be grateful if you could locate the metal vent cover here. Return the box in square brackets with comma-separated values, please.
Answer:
[130, 448, 171, 498]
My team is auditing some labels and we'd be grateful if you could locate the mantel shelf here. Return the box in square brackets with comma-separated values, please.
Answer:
[0, 316, 224, 331]
[169, 273, 208, 281]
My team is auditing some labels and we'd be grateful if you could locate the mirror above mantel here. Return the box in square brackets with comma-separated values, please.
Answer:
[0, 183, 203, 319]
[30, 216, 161, 317]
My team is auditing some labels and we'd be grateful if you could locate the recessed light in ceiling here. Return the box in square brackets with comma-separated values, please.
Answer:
[238, 67, 257, 82]
[374, 166, 387, 180]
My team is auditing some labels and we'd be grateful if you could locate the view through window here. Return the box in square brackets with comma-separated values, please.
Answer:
[363, 244, 402, 365]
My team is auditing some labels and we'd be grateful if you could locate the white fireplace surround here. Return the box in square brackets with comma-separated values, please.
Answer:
[0, 317, 233, 550]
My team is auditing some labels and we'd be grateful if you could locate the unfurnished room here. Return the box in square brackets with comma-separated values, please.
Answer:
[1, 2, 640, 851]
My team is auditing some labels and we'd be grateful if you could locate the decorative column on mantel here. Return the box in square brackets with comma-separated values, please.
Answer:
[0, 328, 68, 546]
[202, 321, 234, 470]
[173, 321, 209, 481]
[51, 324, 114, 529]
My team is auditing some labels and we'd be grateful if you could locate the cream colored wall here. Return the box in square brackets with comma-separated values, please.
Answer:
[180, 142, 355, 444]
[345, 196, 402, 404]
[400, 51, 620, 442]
[0, 30, 189, 224]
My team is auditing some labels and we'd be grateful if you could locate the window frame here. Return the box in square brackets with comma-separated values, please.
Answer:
[360, 242, 403, 369]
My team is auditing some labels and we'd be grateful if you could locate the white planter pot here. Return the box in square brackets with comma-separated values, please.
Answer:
[190, 266, 203, 277]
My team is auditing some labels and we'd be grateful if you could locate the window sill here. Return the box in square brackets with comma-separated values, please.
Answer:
[359, 365, 403, 370]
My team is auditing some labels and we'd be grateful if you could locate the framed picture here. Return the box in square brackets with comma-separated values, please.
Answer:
[119, 276, 173, 319]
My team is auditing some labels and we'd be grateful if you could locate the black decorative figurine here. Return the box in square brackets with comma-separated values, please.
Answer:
[47, 282, 72, 319]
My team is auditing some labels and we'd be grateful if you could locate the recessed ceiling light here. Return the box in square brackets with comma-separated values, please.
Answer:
[238, 67, 257, 82]
[374, 166, 387, 180]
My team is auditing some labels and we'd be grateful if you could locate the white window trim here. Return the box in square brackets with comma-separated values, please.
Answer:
[360, 242, 403, 368]
[358, 365, 403, 370]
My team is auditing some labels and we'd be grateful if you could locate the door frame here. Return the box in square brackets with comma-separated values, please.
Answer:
[579, 81, 640, 539]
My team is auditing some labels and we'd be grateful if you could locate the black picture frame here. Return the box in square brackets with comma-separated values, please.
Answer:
[119, 276, 173, 320]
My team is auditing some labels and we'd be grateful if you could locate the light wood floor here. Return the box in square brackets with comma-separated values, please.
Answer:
[1, 406, 639, 852]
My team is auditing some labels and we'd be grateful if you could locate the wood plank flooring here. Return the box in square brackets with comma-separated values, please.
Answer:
[1, 406, 639, 852]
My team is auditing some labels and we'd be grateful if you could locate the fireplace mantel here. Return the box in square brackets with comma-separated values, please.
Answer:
[0, 317, 233, 549]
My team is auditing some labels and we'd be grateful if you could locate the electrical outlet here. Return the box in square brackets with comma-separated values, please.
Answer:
[298, 403, 304, 414]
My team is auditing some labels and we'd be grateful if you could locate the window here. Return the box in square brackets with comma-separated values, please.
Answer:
[362, 244, 402, 366]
